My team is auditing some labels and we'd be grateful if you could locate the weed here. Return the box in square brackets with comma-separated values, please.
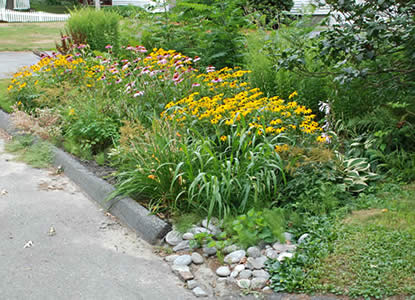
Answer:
[5, 135, 53, 168]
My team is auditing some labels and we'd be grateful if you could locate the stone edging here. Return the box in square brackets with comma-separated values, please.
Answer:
[0, 109, 171, 245]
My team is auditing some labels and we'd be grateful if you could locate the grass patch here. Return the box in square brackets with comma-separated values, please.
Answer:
[317, 183, 415, 298]
[31, 4, 77, 14]
[0, 79, 13, 113]
[172, 213, 203, 233]
[5, 135, 53, 168]
[0, 22, 64, 51]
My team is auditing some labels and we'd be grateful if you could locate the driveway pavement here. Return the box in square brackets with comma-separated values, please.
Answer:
[0, 134, 195, 300]
[0, 51, 40, 79]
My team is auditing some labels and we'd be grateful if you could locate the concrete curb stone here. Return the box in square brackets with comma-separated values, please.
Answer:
[0, 109, 171, 244]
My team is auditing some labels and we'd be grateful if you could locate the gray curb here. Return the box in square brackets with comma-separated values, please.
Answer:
[0, 110, 171, 244]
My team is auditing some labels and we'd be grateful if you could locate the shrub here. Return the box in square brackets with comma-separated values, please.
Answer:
[141, 0, 247, 68]
[66, 8, 121, 53]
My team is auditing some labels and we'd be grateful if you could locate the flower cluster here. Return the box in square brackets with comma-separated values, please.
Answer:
[162, 67, 323, 142]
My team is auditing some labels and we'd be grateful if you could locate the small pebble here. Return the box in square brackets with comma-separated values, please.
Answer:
[224, 250, 246, 264]
[164, 254, 179, 263]
[192, 287, 208, 297]
[187, 279, 198, 289]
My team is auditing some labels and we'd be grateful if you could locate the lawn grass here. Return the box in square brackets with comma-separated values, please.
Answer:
[317, 183, 415, 298]
[0, 79, 13, 113]
[0, 22, 64, 51]
[30, 3, 77, 14]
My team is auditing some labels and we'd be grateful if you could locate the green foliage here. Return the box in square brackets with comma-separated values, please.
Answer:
[228, 208, 286, 248]
[63, 108, 120, 155]
[141, 0, 247, 68]
[66, 8, 121, 52]
[103, 5, 149, 18]
[266, 215, 337, 292]
[5, 135, 53, 168]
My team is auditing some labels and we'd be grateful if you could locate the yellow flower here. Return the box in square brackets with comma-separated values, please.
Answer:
[68, 108, 76, 116]
[289, 91, 298, 99]
[220, 135, 227, 142]
[148, 174, 157, 180]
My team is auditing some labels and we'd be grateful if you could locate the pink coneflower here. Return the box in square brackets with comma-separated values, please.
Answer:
[126, 46, 134, 50]
[211, 77, 223, 83]
[122, 63, 130, 70]
[192, 83, 201, 87]
[77, 44, 86, 49]
[121, 59, 129, 63]
[133, 58, 141, 63]
[96, 56, 103, 59]
[105, 45, 113, 49]
[207, 66, 215, 72]
[193, 56, 200, 62]
[116, 78, 122, 84]
[133, 91, 144, 97]
[136, 46, 147, 53]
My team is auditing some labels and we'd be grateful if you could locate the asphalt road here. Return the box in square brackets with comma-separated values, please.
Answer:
[0, 135, 195, 300]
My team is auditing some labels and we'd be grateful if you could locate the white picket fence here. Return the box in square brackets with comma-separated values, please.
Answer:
[0, 8, 69, 22]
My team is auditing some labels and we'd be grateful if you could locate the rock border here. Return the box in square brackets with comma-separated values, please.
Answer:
[0, 109, 171, 245]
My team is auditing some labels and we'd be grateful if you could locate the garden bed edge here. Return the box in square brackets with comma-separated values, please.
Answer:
[0, 109, 171, 245]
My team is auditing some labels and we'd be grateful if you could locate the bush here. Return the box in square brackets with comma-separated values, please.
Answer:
[141, 0, 247, 68]
[103, 5, 149, 18]
[66, 8, 121, 53]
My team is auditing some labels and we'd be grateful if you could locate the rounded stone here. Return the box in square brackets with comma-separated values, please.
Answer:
[165, 230, 183, 246]
[265, 248, 278, 259]
[272, 242, 297, 253]
[246, 256, 267, 270]
[247, 246, 261, 258]
[251, 277, 267, 289]
[191, 252, 204, 264]
[202, 245, 217, 256]
[192, 286, 208, 297]
[173, 240, 191, 252]
[223, 244, 240, 254]
[216, 266, 231, 277]
[183, 232, 195, 240]
[164, 254, 179, 263]
[237, 279, 251, 289]
[298, 233, 310, 244]
[234, 264, 245, 272]
[224, 250, 246, 264]
[277, 252, 294, 262]
[230, 270, 239, 278]
[187, 279, 198, 289]
[283, 232, 294, 242]
[239, 269, 252, 279]
[174, 254, 192, 266]
[252, 269, 270, 280]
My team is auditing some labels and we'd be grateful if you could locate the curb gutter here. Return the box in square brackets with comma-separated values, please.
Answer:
[0, 110, 171, 244]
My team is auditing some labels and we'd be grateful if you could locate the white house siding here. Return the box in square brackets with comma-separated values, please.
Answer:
[14, 0, 30, 10]
[290, 0, 331, 15]
[0, 0, 30, 10]
[112, 0, 168, 11]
